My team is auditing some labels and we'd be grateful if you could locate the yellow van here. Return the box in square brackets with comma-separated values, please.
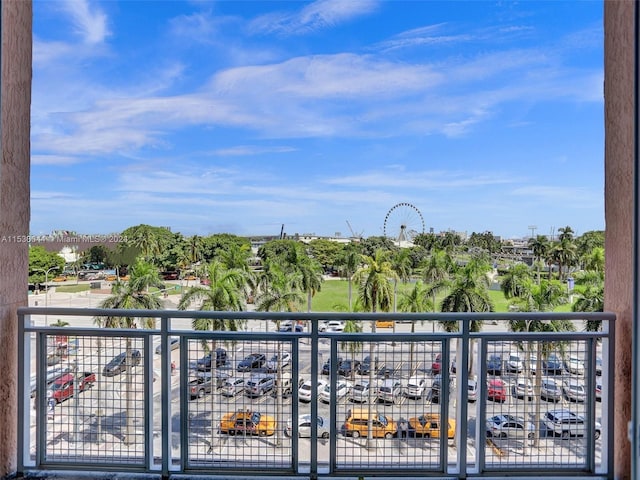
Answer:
[375, 319, 394, 328]
[344, 408, 396, 439]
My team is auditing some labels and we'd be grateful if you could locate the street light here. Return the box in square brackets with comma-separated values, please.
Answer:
[34, 266, 59, 324]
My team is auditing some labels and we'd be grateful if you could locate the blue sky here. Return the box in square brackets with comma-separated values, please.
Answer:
[31, 0, 604, 240]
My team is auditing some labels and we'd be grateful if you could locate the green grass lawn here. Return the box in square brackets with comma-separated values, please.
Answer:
[54, 284, 90, 293]
[312, 279, 572, 313]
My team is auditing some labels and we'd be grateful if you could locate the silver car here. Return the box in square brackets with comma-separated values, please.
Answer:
[487, 414, 535, 439]
[220, 377, 245, 397]
[285, 414, 330, 438]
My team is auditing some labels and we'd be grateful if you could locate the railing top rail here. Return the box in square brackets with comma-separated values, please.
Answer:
[16, 306, 616, 322]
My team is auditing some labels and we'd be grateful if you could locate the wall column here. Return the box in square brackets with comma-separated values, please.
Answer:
[604, 1, 636, 479]
[0, 0, 31, 477]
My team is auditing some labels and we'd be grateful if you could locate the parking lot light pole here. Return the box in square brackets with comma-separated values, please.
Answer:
[34, 266, 60, 325]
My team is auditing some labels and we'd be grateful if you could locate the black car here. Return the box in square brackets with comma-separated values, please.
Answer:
[196, 348, 228, 371]
[357, 356, 378, 375]
[321, 357, 343, 375]
[237, 353, 266, 372]
[102, 349, 141, 377]
[337, 359, 361, 377]
[487, 355, 502, 375]
[543, 353, 564, 375]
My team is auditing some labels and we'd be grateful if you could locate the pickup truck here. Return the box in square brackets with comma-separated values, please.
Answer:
[189, 372, 229, 399]
[48, 372, 95, 403]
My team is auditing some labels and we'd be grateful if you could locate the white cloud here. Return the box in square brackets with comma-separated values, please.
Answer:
[60, 0, 110, 45]
[249, 0, 378, 35]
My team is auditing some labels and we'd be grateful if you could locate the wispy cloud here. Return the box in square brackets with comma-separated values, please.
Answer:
[249, 0, 378, 36]
[60, 0, 110, 45]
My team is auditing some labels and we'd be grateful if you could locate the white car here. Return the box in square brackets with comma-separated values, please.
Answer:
[321, 320, 345, 332]
[562, 379, 586, 402]
[467, 378, 478, 402]
[506, 352, 524, 373]
[319, 379, 351, 403]
[405, 376, 427, 399]
[565, 356, 585, 376]
[298, 379, 328, 402]
[512, 377, 534, 400]
[349, 380, 377, 403]
[220, 377, 245, 397]
[266, 351, 291, 371]
[285, 414, 330, 438]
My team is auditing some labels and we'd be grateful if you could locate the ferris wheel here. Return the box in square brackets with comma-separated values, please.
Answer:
[383, 202, 425, 244]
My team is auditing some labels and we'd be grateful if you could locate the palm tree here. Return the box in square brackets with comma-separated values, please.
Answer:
[421, 249, 455, 330]
[398, 281, 433, 374]
[500, 263, 533, 301]
[391, 248, 413, 313]
[352, 249, 397, 448]
[341, 320, 363, 381]
[339, 244, 361, 312]
[178, 259, 246, 450]
[528, 235, 549, 285]
[572, 282, 604, 331]
[509, 279, 573, 450]
[95, 259, 164, 445]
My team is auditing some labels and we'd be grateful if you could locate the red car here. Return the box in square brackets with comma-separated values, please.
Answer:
[487, 378, 506, 403]
[431, 353, 442, 375]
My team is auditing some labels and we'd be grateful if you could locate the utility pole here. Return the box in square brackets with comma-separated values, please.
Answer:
[528, 225, 537, 239]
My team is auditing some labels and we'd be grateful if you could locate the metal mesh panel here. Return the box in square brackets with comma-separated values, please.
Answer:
[41, 334, 147, 465]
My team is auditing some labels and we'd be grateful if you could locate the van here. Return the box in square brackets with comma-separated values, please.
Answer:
[245, 374, 275, 397]
[543, 409, 601, 439]
[344, 408, 396, 439]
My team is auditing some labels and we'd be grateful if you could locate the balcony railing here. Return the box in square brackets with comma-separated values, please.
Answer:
[17, 307, 614, 479]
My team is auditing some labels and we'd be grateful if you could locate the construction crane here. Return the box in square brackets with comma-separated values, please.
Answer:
[279, 224, 286, 240]
[346, 220, 363, 240]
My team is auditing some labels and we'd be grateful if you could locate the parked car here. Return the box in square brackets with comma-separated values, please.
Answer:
[343, 408, 395, 439]
[237, 353, 266, 372]
[337, 359, 361, 377]
[349, 380, 377, 403]
[431, 374, 453, 403]
[512, 377, 534, 400]
[285, 414, 330, 439]
[278, 323, 303, 332]
[266, 351, 290, 371]
[357, 355, 379, 375]
[541, 377, 562, 402]
[377, 379, 403, 404]
[596, 380, 602, 401]
[319, 379, 351, 403]
[467, 378, 478, 402]
[486, 414, 535, 439]
[543, 353, 564, 375]
[219, 410, 276, 436]
[196, 348, 227, 370]
[298, 379, 328, 402]
[102, 349, 141, 377]
[48, 372, 95, 403]
[30, 366, 72, 398]
[405, 375, 428, 399]
[155, 336, 179, 354]
[321, 357, 343, 375]
[506, 352, 524, 373]
[431, 353, 443, 375]
[543, 409, 601, 439]
[562, 379, 587, 402]
[408, 413, 455, 439]
[220, 377, 245, 397]
[319, 320, 345, 332]
[564, 355, 585, 375]
[189, 371, 226, 399]
[596, 356, 603, 376]
[245, 374, 275, 397]
[487, 355, 503, 376]
[375, 319, 394, 328]
[487, 378, 507, 402]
